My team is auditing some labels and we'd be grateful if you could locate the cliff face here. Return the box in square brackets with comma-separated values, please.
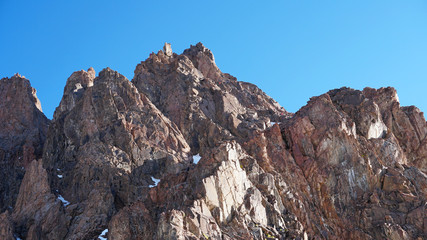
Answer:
[132, 43, 291, 154]
[0, 75, 49, 214]
[0, 43, 426, 240]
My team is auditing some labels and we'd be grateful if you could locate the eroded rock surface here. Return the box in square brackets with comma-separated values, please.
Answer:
[0, 211, 14, 240]
[13, 160, 68, 240]
[1, 44, 426, 239]
[42, 67, 191, 239]
[132, 42, 291, 155]
[0, 74, 49, 213]
[280, 87, 427, 239]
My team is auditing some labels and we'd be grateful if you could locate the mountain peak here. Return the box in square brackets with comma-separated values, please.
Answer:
[1, 43, 426, 240]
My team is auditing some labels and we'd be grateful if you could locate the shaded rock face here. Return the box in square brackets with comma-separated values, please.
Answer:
[0, 75, 50, 213]
[0, 211, 14, 240]
[1, 43, 426, 240]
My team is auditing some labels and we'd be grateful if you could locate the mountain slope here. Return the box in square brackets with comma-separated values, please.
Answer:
[0, 43, 425, 240]
[0, 74, 49, 213]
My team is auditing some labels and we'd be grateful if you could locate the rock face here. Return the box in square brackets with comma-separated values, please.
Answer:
[42, 67, 191, 239]
[132, 42, 291, 155]
[0, 75, 50, 213]
[280, 88, 427, 239]
[12, 160, 68, 240]
[0, 43, 426, 239]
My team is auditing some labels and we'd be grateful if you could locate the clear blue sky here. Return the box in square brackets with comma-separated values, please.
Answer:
[1, 1, 427, 119]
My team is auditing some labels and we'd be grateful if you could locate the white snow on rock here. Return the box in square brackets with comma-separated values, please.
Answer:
[58, 195, 70, 206]
[193, 154, 201, 164]
[98, 229, 108, 240]
[149, 176, 160, 188]
[57, 174, 63, 178]
[367, 119, 387, 139]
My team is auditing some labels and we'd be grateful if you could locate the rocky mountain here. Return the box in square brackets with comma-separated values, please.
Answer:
[0, 74, 49, 214]
[0, 43, 425, 240]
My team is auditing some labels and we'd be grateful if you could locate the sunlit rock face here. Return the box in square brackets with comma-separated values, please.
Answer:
[1, 44, 426, 239]
[132, 42, 291, 155]
[282, 87, 427, 239]
[41, 67, 191, 239]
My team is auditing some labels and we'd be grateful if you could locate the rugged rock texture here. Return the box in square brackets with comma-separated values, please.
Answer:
[0, 211, 14, 240]
[1, 43, 426, 239]
[41, 67, 191, 239]
[132, 43, 291, 155]
[0, 74, 50, 213]
[12, 160, 68, 240]
[280, 88, 427, 239]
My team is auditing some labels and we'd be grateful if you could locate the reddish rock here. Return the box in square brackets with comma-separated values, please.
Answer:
[0, 211, 14, 240]
[108, 202, 154, 240]
[12, 160, 68, 240]
[132, 43, 290, 155]
[281, 87, 427, 238]
[2, 44, 426, 240]
[0, 74, 49, 213]
[42, 67, 191, 239]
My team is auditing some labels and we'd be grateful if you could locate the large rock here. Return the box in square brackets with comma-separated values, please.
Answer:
[280, 87, 427, 238]
[330, 87, 427, 172]
[0, 74, 49, 213]
[132, 43, 291, 154]
[42, 67, 191, 239]
[12, 160, 68, 240]
[0, 211, 14, 240]
[3, 44, 427, 240]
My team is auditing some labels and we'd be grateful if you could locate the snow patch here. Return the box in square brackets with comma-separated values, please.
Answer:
[193, 154, 201, 164]
[73, 83, 83, 93]
[98, 228, 108, 240]
[58, 195, 70, 206]
[149, 177, 160, 188]
[57, 174, 63, 178]
[367, 119, 387, 139]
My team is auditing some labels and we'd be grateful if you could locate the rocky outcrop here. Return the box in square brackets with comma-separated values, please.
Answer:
[42, 67, 191, 239]
[132, 42, 291, 155]
[0, 211, 14, 240]
[12, 160, 68, 240]
[280, 87, 427, 239]
[1, 43, 426, 239]
[0, 74, 49, 213]
[329, 87, 427, 172]
[53, 67, 95, 119]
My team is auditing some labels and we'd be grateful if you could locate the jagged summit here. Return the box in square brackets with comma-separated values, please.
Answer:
[0, 75, 49, 216]
[0, 44, 426, 240]
[133, 42, 289, 154]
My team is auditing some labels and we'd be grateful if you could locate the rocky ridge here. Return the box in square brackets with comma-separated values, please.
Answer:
[0, 43, 425, 239]
[0, 74, 49, 214]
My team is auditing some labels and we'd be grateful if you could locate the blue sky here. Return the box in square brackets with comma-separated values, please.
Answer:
[1, 1, 427, 119]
